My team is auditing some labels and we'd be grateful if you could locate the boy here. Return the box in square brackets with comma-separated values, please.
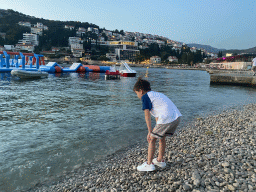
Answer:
[252, 57, 256, 76]
[133, 77, 182, 171]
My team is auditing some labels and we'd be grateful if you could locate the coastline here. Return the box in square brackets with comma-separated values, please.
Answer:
[27, 103, 256, 192]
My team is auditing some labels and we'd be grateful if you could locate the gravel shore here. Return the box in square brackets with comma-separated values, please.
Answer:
[27, 103, 256, 192]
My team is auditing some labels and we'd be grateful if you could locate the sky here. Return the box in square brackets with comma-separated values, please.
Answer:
[1, 0, 256, 50]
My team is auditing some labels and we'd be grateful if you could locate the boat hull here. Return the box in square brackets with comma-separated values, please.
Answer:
[11, 70, 48, 79]
[121, 73, 136, 77]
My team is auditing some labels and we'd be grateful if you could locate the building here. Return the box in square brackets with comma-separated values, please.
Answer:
[168, 56, 178, 63]
[226, 53, 233, 57]
[72, 49, 84, 57]
[15, 44, 35, 52]
[150, 56, 161, 64]
[106, 41, 139, 61]
[18, 21, 31, 28]
[18, 33, 39, 46]
[76, 27, 86, 37]
[0, 32, 6, 40]
[31, 27, 43, 36]
[69, 37, 81, 46]
[106, 53, 117, 62]
[4, 45, 15, 51]
[71, 43, 83, 50]
[65, 25, 75, 30]
[115, 49, 139, 61]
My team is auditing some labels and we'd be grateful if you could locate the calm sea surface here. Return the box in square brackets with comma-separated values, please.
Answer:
[1, 68, 256, 191]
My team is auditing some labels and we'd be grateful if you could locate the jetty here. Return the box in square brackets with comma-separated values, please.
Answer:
[207, 70, 256, 86]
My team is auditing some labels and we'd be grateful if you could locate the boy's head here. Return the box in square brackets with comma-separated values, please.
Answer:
[133, 77, 151, 99]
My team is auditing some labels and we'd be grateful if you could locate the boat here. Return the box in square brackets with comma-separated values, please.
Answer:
[11, 69, 48, 79]
[119, 62, 136, 77]
[105, 65, 121, 80]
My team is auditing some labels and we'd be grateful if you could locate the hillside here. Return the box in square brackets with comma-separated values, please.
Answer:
[0, 9, 99, 30]
[187, 43, 226, 53]
[0, 9, 100, 46]
[222, 47, 256, 54]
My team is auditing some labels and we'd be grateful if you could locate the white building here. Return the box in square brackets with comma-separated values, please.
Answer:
[168, 56, 178, 62]
[69, 37, 81, 46]
[16, 44, 35, 52]
[36, 23, 44, 28]
[18, 33, 39, 46]
[18, 21, 31, 28]
[71, 43, 83, 50]
[4, 45, 15, 51]
[31, 27, 43, 36]
[106, 53, 117, 62]
[76, 27, 86, 37]
[150, 56, 161, 64]
[65, 25, 75, 30]
[0, 32, 6, 40]
[72, 49, 84, 57]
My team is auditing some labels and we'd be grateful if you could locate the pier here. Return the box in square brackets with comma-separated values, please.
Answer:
[209, 70, 256, 86]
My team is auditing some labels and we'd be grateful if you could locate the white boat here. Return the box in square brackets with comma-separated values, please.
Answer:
[119, 62, 136, 77]
[11, 69, 48, 79]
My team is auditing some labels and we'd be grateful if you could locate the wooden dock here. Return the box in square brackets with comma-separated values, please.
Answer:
[208, 70, 256, 87]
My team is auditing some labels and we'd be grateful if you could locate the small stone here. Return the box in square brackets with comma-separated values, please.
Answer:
[192, 172, 201, 180]
[193, 179, 201, 187]
[233, 183, 239, 188]
[248, 185, 253, 190]
[228, 185, 235, 191]
[183, 184, 192, 191]
[224, 168, 231, 173]
[192, 190, 201, 192]
[222, 162, 230, 167]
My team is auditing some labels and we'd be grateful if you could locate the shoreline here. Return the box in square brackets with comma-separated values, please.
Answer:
[26, 103, 256, 192]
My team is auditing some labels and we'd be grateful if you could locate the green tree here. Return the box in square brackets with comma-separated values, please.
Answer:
[135, 54, 146, 63]
[0, 36, 5, 46]
[218, 51, 223, 58]
[98, 55, 109, 61]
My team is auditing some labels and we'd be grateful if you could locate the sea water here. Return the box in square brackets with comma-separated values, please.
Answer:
[1, 68, 256, 191]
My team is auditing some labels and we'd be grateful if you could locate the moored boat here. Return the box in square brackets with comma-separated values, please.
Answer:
[119, 62, 136, 77]
[11, 69, 48, 79]
[105, 65, 121, 80]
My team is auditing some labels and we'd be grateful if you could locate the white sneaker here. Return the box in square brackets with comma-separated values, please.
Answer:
[152, 158, 166, 168]
[137, 162, 155, 172]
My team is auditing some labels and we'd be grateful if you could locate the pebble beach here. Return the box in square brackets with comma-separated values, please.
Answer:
[26, 103, 256, 192]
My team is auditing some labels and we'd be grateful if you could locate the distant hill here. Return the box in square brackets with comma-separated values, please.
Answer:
[222, 47, 256, 54]
[187, 43, 226, 53]
[187, 43, 256, 55]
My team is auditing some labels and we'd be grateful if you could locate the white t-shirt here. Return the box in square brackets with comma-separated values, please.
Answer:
[142, 91, 182, 124]
[252, 58, 256, 66]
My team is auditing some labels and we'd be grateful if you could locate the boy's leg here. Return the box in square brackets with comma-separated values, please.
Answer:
[148, 136, 156, 164]
[158, 136, 166, 162]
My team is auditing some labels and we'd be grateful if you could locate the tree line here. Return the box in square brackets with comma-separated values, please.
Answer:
[136, 43, 207, 65]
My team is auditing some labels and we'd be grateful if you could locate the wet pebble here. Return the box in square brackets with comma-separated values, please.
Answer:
[26, 104, 256, 192]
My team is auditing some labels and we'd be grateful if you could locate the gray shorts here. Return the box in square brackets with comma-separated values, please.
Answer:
[151, 117, 181, 139]
[252, 66, 256, 72]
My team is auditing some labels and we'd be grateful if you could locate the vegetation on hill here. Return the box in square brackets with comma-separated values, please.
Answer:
[137, 43, 206, 65]
[0, 9, 99, 47]
[222, 47, 256, 55]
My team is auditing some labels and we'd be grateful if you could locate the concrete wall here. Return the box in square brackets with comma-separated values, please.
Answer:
[209, 62, 251, 70]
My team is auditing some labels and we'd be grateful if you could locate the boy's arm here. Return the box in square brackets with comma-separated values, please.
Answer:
[144, 109, 152, 133]
[155, 117, 158, 123]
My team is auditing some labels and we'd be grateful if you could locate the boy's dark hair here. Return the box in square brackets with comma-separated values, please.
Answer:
[133, 77, 151, 92]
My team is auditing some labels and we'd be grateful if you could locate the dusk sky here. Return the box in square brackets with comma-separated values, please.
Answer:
[1, 0, 256, 50]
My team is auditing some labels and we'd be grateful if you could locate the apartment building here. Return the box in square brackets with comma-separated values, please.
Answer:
[18, 33, 39, 46]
